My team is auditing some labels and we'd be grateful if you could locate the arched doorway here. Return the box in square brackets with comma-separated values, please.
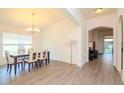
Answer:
[88, 26, 113, 63]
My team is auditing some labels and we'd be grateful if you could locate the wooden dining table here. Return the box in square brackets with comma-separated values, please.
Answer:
[10, 51, 50, 75]
[10, 54, 29, 75]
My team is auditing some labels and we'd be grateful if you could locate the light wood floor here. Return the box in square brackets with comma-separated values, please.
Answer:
[0, 54, 123, 85]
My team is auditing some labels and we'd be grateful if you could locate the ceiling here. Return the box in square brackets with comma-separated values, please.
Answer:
[0, 8, 66, 29]
[80, 8, 117, 18]
[0, 8, 117, 30]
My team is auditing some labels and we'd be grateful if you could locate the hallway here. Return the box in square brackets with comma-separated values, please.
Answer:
[81, 54, 120, 84]
[0, 54, 123, 85]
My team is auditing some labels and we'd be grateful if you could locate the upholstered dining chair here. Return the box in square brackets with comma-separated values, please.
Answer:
[38, 50, 48, 67]
[28, 48, 34, 53]
[18, 48, 26, 54]
[17, 48, 26, 62]
[24, 50, 38, 72]
[5, 51, 23, 74]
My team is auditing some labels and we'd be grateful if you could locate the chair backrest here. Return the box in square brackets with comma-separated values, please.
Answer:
[44, 50, 48, 59]
[29, 50, 34, 62]
[5, 51, 11, 64]
[40, 51, 44, 59]
[35, 51, 39, 61]
[29, 50, 39, 62]
[18, 48, 26, 54]
[37, 51, 41, 59]
[28, 48, 34, 53]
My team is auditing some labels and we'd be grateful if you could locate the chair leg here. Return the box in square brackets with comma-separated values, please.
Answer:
[21, 62, 23, 71]
[35, 62, 38, 69]
[32, 63, 33, 67]
[28, 63, 31, 72]
[37, 61, 40, 68]
[39, 61, 41, 68]
[18, 63, 20, 69]
[45, 59, 48, 66]
[37, 61, 39, 69]
[41, 61, 43, 66]
[40, 60, 43, 66]
[9, 65, 12, 74]
[24, 62, 26, 70]
[7, 64, 9, 72]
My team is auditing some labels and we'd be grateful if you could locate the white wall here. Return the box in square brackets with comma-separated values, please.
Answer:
[65, 9, 86, 67]
[86, 14, 117, 64]
[0, 18, 78, 65]
[0, 24, 31, 65]
[33, 18, 78, 64]
[0, 8, 86, 67]
[33, 8, 87, 67]
[116, 9, 124, 82]
[86, 14, 116, 31]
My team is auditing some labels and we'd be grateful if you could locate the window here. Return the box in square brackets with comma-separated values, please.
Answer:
[104, 38, 113, 54]
[2, 32, 32, 56]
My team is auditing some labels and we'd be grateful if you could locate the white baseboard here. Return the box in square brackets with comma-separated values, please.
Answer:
[51, 58, 76, 65]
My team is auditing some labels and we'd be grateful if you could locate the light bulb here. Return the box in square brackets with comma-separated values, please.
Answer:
[26, 28, 29, 31]
[34, 28, 40, 32]
[29, 27, 33, 31]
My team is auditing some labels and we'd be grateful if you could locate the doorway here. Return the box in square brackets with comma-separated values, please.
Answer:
[104, 36, 113, 54]
[88, 27, 113, 62]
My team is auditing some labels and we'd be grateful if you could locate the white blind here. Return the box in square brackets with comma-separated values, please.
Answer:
[2, 32, 32, 55]
[3, 32, 32, 44]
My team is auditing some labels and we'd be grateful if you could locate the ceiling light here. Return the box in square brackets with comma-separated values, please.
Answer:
[95, 8, 104, 14]
[26, 12, 40, 34]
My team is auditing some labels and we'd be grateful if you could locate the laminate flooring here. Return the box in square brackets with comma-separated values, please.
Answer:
[0, 54, 123, 85]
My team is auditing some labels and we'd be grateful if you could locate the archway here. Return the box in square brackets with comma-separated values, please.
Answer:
[88, 26, 114, 63]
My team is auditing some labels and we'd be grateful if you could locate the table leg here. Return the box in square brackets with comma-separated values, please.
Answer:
[48, 52, 50, 64]
[14, 57, 17, 75]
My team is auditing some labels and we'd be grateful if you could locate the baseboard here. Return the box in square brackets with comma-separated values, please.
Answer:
[0, 63, 6, 66]
[85, 59, 89, 63]
[51, 59, 76, 65]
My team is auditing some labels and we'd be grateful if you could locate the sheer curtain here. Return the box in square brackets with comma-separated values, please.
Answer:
[2, 32, 32, 56]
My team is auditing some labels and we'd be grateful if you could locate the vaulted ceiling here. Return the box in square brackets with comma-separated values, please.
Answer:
[0, 8, 117, 30]
[0, 8, 66, 29]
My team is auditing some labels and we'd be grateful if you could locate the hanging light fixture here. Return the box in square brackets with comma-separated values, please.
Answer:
[95, 8, 104, 14]
[26, 12, 40, 34]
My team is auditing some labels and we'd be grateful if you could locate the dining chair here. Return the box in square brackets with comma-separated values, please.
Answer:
[38, 50, 48, 67]
[17, 48, 26, 65]
[18, 48, 26, 54]
[5, 51, 23, 74]
[44, 50, 48, 65]
[28, 48, 34, 53]
[24, 50, 38, 72]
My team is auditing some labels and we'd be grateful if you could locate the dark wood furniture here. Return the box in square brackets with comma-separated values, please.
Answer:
[89, 42, 98, 61]
[89, 49, 98, 60]
[10, 51, 50, 75]
[10, 54, 29, 75]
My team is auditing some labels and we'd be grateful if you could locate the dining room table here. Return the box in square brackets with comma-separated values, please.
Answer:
[10, 54, 29, 75]
[10, 51, 50, 75]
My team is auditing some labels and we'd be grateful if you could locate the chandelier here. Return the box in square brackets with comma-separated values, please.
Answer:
[26, 12, 40, 34]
